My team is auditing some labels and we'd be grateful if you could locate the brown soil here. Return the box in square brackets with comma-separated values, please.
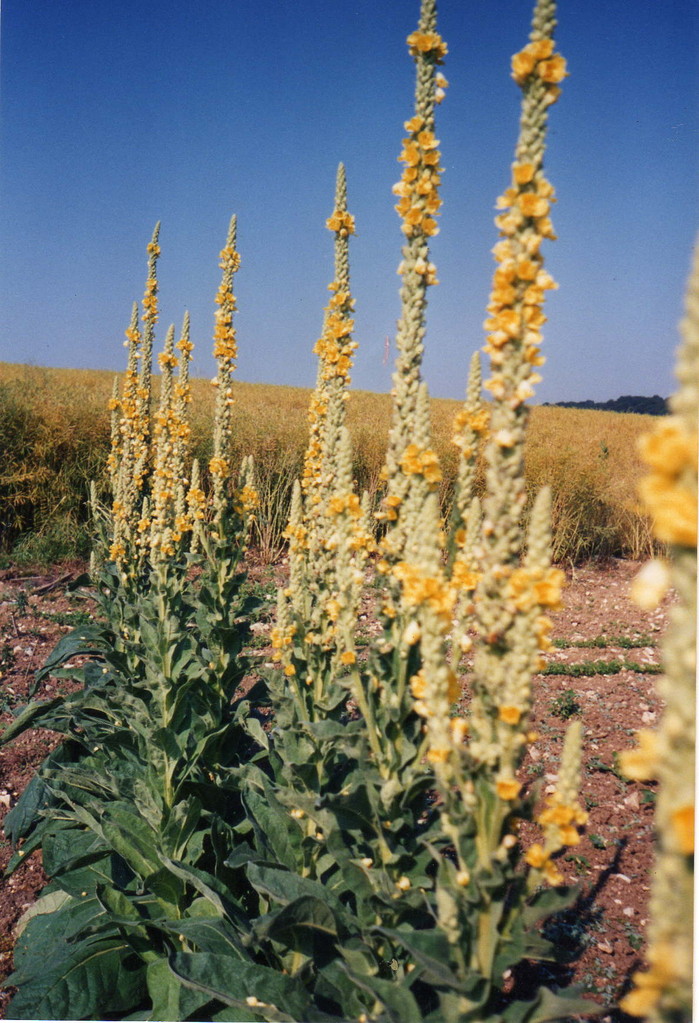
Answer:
[0, 558, 675, 1021]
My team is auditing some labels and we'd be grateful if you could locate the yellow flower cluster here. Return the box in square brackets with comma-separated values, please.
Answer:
[537, 793, 588, 848]
[620, 943, 686, 1019]
[270, 622, 295, 661]
[393, 561, 455, 630]
[142, 276, 158, 324]
[239, 484, 259, 512]
[313, 284, 357, 385]
[406, 30, 447, 63]
[483, 171, 559, 400]
[410, 667, 459, 709]
[325, 209, 355, 238]
[510, 37, 567, 94]
[393, 116, 443, 243]
[399, 443, 442, 487]
[327, 493, 362, 519]
[451, 408, 489, 454]
[209, 456, 230, 480]
[637, 417, 697, 547]
[505, 565, 564, 612]
[523, 843, 563, 886]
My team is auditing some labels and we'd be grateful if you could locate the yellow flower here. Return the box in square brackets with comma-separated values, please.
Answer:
[512, 162, 535, 185]
[630, 558, 670, 610]
[496, 778, 521, 801]
[498, 705, 522, 725]
[511, 49, 537, 83]
[517, 193, 550, 219]
[340, 650, 356, 666]
[524, 843, 548, 869]
[426, 746, 451, 764]
[406, 30, 448, 62]
[619, 945, 679, 1018]
[404, 115, 424, 133]
[619, 728, 658, 781]
[410, 670, 427, 700]
[671, 805, 694, 854]
[209, 456, 229, 479]
[640, 418, 696, 474]
[537, 55, 568, 84]
[450, 718, 469, 743]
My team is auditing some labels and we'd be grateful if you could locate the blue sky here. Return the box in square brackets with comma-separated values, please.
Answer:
[1, 0, 697, 403]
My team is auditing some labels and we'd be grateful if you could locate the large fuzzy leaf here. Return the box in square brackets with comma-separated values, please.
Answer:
[146, 957, 212, 1022]
[336, 965, 423, 1023]
[8, 898, 145, 1020]
[501, 985, 606, 1023]
[243, 787, 302, 871]
[247, 863, 348, 922]
[169, 951, 311, 1021]
[33, 623, 112, 690]
[376, 926, 463, 989]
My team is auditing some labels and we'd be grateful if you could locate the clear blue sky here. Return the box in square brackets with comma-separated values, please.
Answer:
[1, 0, 697, 403]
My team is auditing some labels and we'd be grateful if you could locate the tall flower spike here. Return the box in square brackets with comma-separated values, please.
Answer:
[451, 350, 487, 533]
[134, 224, 160, 494]
[470, 0, 564, 779]
[150, 324, 178, 563]
[186, 459, 205, 555]
[619, 239, 697, 1023]
[382, 0, 446, 555]
[109, 302, 145, 569]
[210, 215, 241, 527]
[302, 163, 356, 515]
[172, 312, 193, 539]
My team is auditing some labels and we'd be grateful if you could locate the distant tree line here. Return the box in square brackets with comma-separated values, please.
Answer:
[542, 394, 669, 415]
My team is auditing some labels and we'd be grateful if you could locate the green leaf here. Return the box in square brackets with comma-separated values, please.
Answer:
[376, 926, 462, 989]
[156, 917, 248, 959]
[244, 788, 301, 871]
[522, 884, 581, 928]
[169, 951, 311, 1021]
[14, 889, 72, 938]
[100, 805, 162, 878]
[338, 965, 422, 1023]
[247, 863, 348, 922]
[146, 957, 212, 1022]
[501, 985, 606, 1023]
[0, 697, 65, 744]
[253, 896, 339, 958]
[158, 855, 250, 929]
[9, 903, 146, 1020]
[160, 796, 203, 860]
[3, 755, 62, 843]
[33, 624, 111, 689]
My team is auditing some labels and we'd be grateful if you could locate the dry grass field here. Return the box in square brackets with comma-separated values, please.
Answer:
[0, 361, 658, 566]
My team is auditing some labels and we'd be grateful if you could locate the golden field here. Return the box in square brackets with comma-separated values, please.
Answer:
[0, 360, 657, 564]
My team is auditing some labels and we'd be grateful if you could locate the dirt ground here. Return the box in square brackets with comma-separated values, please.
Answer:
[0, 557, 677, 1021]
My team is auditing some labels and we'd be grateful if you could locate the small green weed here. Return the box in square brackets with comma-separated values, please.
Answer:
[35, 609, 93, 627]
[549, 688, 582, 718]
[553, 633, 656, 650]
[544, 658, 661, 677]
[623, 922, 644, 951]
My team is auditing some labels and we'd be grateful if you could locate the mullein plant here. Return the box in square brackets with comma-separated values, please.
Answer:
[618, 241, 697, 1023]
[367, 1, 597, 1019]
[1, 222, 264, 1021]
[257, 169, 386, 884]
